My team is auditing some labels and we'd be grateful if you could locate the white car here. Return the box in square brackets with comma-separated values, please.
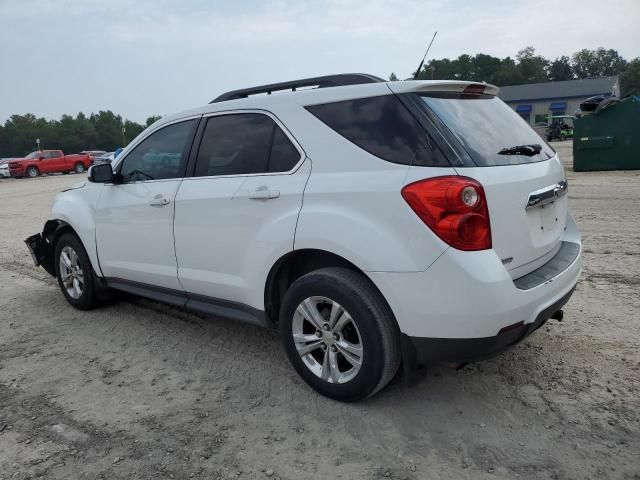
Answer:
[25, 74, 582, 401]
[0, 159, 15, 177]
[92, 152, 115, 165]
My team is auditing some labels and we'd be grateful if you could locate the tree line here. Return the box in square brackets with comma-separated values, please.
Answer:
[391, 47, 639, 96]
[0, 111, 162, 158]
[2, 47, 638, 157]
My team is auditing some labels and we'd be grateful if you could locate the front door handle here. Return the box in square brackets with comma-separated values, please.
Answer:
[248, 186, 280, 200]
[149, 194, 170, 206]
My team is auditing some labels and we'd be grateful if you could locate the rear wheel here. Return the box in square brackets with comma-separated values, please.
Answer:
[26, 166, 39, 178]
[54, 233, 100, 310]
[74, 162, 85, 173]
[280, 268, 401, 401]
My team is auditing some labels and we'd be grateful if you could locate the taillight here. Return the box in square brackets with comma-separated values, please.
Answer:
[401, 176, 491, 251]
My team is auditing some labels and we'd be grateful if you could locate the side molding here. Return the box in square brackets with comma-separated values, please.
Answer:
[105, 278, 268, 328]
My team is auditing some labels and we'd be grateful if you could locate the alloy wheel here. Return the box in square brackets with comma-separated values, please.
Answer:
[292, 296, 363, 384]
[59, 246, 84, 299]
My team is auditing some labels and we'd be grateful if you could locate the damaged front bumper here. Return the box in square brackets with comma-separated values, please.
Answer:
[24, 233, 56, 276]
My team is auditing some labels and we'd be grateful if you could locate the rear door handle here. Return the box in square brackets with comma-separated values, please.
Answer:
[248, 186, 280, 200]
[149, 194, 170, 206]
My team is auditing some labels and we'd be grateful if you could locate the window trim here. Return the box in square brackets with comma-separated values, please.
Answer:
[112, 115, 201, 184]
[186, 109, 306, 181]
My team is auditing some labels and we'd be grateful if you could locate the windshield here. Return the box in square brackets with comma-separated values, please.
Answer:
[420, 95, 554, 166]
[25, 151, 41, 159]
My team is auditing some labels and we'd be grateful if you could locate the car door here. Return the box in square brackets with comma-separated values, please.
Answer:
[95, 117, 199, 290]
[41, 151, 62, 173]
[174, 112, 310, 311]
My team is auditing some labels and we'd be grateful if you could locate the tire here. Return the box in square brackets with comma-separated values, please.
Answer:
[280, 267, 401, 401]
[74, 162, 85, 173]
[54, 233, 100, 310]
[26, 166, 39, 178]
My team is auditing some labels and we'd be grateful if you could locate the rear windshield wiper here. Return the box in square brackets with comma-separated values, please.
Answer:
[498, 144, 542, 157]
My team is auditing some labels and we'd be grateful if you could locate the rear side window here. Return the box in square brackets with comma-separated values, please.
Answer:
[305, 95, 449, 167]
[195, 113, 301, 177]
[419, 95, 555, 166]
[269, 127, 300, 172]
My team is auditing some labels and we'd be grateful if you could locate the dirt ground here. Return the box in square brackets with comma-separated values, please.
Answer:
[1, 141, 638, 480]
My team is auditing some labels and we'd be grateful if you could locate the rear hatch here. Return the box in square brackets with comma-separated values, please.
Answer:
[407, 87, 568, 277]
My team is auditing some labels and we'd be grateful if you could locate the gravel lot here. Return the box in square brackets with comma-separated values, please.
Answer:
[1, 142, 639, 480]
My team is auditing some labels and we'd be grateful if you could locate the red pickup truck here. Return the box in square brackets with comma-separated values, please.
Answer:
[9, 150, 92, 178]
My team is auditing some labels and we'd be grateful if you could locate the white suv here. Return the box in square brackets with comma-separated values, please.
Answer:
[26, 74, 582, 401]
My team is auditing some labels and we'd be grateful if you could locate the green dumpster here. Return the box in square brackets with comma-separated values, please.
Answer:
[573, 96, 640, 171]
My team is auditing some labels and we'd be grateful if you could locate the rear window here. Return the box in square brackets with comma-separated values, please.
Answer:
[305, 95, 449, 167]
[419, 95, 554, 166]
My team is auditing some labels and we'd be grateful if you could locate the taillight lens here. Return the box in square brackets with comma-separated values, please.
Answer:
[401, 176, 491, 251]
[463, 83, 486, 95]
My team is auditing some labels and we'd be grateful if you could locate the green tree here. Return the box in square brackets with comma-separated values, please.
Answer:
[572, 48, 627, 78]
[145, 115, 162, 127]
[516, 47, 549, 84]
[388, 72, 399, 81]
[549, 56, 573, 81]
[419, 54, 523, 86]
[123, 119, 145, 144]
[2, 114, 50, 155]
[620, 58, 640, 96]
[471, 53, 504, 83]
[53, 113, 99, 153]
[90, 110, 124, 150]
[491, 57, 521, 86]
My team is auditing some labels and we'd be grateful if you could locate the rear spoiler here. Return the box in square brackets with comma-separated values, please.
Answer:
[388, 80, 499, 97]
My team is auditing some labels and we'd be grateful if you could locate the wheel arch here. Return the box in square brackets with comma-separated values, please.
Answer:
[263, 249, 395, 329]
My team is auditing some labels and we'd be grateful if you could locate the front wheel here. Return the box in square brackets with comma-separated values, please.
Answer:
[74, 162, 85, 173]
[54, 233, 100, 310]
[280, 268, 401, 401]
[26, 166, 39, 178]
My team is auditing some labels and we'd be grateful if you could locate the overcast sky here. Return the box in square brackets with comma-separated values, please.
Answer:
[1, 0, 638, 123]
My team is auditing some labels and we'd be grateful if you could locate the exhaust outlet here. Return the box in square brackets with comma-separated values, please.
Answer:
[551, 310, 564, 322]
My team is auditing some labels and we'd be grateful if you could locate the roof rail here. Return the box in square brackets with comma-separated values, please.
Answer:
[210, 73, 385, 103]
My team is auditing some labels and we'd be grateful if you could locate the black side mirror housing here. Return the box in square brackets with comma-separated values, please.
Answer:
[88, 163, 114, 183]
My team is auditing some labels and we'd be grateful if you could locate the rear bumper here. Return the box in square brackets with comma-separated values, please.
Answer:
[401, 285, 575, 367]
[369, 214, 581, 340]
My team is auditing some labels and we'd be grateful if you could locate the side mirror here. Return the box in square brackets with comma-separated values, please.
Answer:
[39, 156, 45, 161]
[88, 163, 114, 183]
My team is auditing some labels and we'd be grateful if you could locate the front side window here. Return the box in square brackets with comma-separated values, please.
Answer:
[119, 120, 196, 182]
[195, 113, 300, 177]
[48, 151, 61, 158]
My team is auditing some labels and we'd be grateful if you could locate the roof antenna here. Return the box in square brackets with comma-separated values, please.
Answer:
[413, 31, 438, 80]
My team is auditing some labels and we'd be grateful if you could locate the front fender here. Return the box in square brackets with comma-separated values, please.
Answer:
[48, 184, 103, 276]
